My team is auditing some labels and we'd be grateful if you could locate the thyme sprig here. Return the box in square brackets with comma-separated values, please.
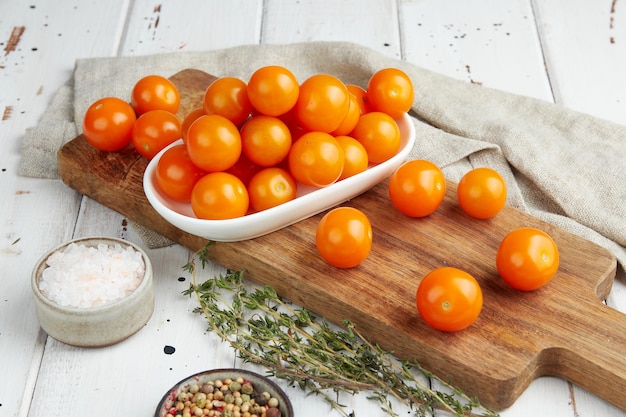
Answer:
[183, 243, 498, 417]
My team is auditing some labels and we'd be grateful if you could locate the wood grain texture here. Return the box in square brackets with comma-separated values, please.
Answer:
[57, 69, 623, 411]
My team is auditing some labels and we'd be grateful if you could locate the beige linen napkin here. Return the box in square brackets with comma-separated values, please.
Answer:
[19, 41, 626, 270]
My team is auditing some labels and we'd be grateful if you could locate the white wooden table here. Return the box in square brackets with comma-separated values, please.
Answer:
[2, 1, 625, 416]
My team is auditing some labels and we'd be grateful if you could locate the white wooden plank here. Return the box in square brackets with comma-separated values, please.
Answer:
[399, 0, 553, 101]
[262, 0, 401, 59]
[533, 0, 626, 124]
[571, 382, 626, 417]
[0, 0, 131, 128]
[0, 1, 132, 417]
[119, 0, 263, 55]
[2, 182, 82, 417]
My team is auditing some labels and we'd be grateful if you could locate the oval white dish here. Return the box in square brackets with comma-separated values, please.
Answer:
[143, 113, 416, 242]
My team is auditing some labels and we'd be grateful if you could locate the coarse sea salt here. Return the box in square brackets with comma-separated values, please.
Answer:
[38, 242, 145, 309]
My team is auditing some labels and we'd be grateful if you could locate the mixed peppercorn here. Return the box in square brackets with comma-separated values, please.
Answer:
[163, 376, 282, 417]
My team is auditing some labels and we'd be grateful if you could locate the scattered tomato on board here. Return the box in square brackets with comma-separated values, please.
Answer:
[82, 97, 136, 152]
[457, 167, 507, 219]
[416, 267, 483, 332]
[496, 227, 560, 291]
[316, 207, 373, 268]
[388, 159, 446, 217]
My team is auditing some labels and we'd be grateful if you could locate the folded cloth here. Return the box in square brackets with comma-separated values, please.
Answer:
[19, 41, 626, 271]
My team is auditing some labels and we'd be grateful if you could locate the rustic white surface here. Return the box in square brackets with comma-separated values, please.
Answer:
[1, 1, 625, 416]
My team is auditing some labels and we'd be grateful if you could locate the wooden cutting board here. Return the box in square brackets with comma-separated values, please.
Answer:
[57, 69, 625, 412]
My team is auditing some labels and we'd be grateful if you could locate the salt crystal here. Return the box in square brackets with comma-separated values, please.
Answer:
[39, 242, 145, 308]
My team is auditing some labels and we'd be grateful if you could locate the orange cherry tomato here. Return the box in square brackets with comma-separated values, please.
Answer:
[295, 74, 350, 133]
[131, 110, 182, 160]
[335, 135, 368, 180]
[457, 167, 507, 219]
[416, 267, 483, 332]
[191, 172, 249, 220]
[131, 75, 180, 115]
[331, 91, 360, 136]
[203, 77, 252, 126]
[388, 159, 446, 217]
[288, 131, 345, 187]
[181, 107, 205, 143]
[82, 97, 136, 152]
[350, 112, 400, 164]
[316, 207, 372, 268]
[276, 107, 307, 141]
[240, 115, 292, 167]
[346, 84, 371, 115]
[155, 144, 206, 202]
[496, 228, 560, 291]
[247, 65, 299, 117]
[366, 67, 414, 118]
[248, 167, 297, 212]
[186, 114, 242, 172]
[225, 152, 262, 187]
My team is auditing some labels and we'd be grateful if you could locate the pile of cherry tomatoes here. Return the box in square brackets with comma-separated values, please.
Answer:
[81, 65, 560, 335]
[82, 65, 414, 219]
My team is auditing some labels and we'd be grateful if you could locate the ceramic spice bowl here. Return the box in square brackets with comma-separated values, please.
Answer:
[30, 236, 154, 347]
[155, 368, 294, 417]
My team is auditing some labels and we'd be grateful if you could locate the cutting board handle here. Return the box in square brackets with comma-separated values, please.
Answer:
[551, 300, 626, 411]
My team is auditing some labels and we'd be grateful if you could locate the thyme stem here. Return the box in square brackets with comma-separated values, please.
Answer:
[183, 243, 498, 417]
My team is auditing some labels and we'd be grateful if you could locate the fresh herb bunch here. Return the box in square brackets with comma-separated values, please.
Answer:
[183, 243, 498, 417]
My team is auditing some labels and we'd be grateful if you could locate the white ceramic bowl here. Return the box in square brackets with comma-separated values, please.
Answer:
[155, 368, 293, 417]
[144, 113, 416, 242]
[31, 236, 154, 347]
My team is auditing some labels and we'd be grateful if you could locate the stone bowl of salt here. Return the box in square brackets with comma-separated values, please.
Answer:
[31, 236, 154, 347]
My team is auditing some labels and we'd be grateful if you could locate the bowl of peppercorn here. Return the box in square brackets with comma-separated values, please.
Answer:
[155, 368, 293, 417]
